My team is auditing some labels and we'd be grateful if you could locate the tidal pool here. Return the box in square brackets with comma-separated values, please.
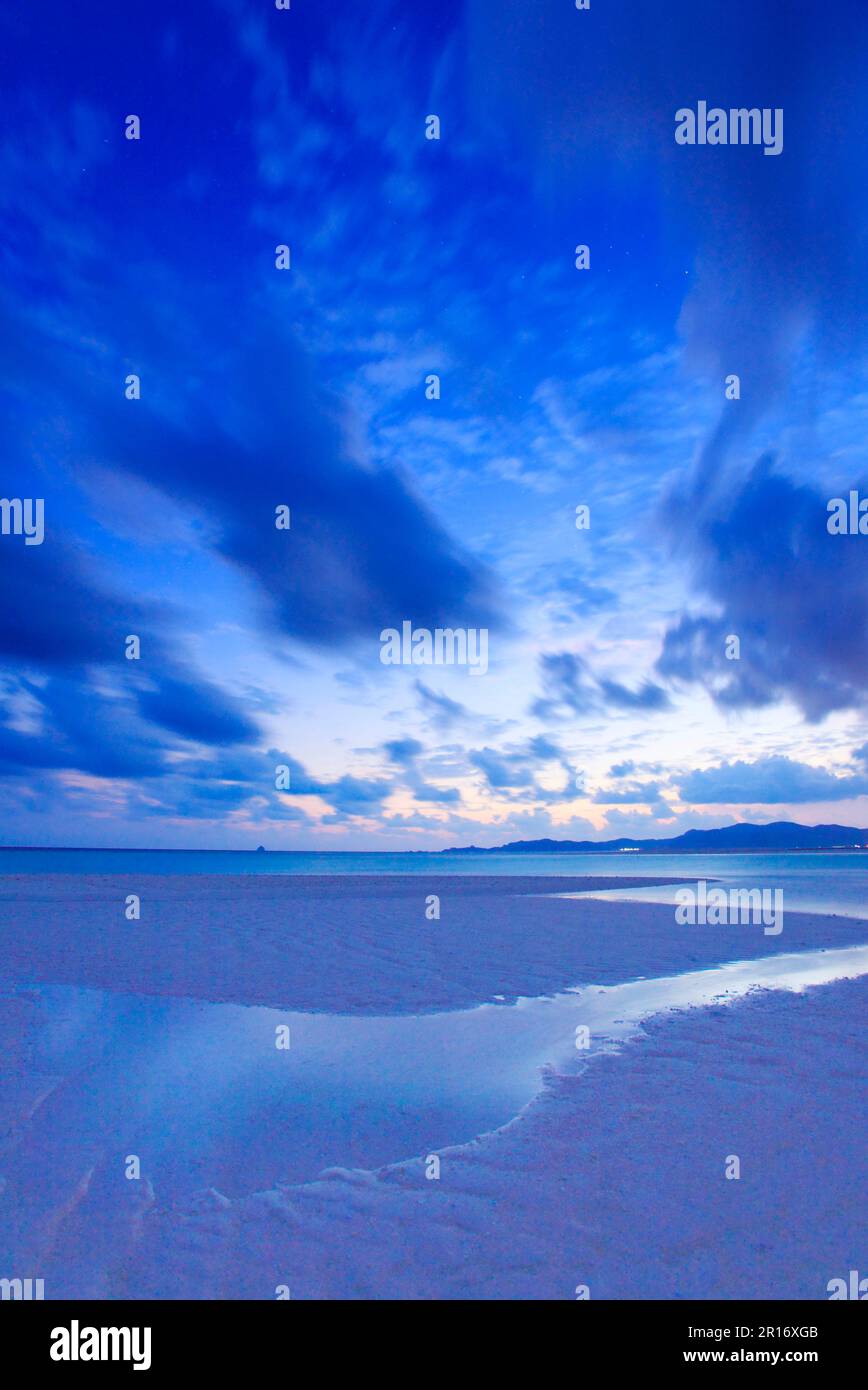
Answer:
[3, 944, 867, 1206]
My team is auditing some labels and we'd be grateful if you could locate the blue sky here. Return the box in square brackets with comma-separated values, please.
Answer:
[1, 0, 867, 848]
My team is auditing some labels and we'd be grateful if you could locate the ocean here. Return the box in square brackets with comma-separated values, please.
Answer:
[1, 847, 865, 919]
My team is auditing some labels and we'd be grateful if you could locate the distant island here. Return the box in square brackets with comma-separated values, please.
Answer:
[444, 821, 868, 854]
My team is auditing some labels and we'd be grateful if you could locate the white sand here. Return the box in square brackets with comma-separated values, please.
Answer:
[0, 874, 865, 1299]
[0, 872, 864, 1012]
[128, 975, 867, 1300]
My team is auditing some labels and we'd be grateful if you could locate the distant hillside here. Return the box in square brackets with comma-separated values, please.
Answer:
[444, 821, 868, 854]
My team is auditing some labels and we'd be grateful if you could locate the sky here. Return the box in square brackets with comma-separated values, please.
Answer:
[1, 0, 867, 849]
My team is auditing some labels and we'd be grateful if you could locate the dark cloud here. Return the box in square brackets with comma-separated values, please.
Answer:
[408, 781, 461, 806]
[658, 457, 868, 720]
[0, 680, 394, 821]
[467, 0, 868, 426]
[609, 760, 636, 778]
[0, 665, 256, 787]
[0, 541, 143, 669]
[679, 756, 868, 805]
[132, 746, 395, 822]
[0, 70, 501, 815]
[383, 737, 425, 766]
[530, 653, 597, 720]
[531, 651, 671, 721]
[0, 675, 169, 781]
[2, 292, 500, 652]
[469, 747, 534, 790]
[599, 679, 671, 713]
[266, 753, 391, 815]
[134, 673, 258, 746]
[470, 0, 868, 726]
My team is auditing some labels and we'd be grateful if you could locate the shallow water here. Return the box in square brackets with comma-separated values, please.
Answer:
[4, 943, 867, 1207]
[565, 857, 868, 920]
[2, 847, 866, 917]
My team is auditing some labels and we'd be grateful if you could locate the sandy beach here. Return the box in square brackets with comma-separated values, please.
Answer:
[0, 872, 864, 1012]
[130, 974, 867, 1301]
[1, 873, 866, 1300]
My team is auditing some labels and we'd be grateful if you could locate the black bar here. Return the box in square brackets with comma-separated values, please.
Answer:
[3, 1298, 863, 1375]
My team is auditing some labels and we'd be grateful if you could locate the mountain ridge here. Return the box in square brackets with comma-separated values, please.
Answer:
[443, 821, 868, 853]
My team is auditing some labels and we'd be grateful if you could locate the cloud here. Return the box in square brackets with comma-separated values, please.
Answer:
[468, 734, 571, 794]
[468, 0, 868, 727]
[0, 80, 501, 659]
[0, 541, 143, 669]
[0, 679, 394, 823]
[414, 680, 469, 729]
[382, 735, 461, 804]
[466, 0, 868, 429]
[156, 748, 394, 823]
[592, 782, 664, 807]
[43, 318, 500, 650]
[0, 68, 503, 818]
[596, 806, 738, 841]
[679, 756, 868, 805]
[599, 679, 671, 713]
[609, 760, 636, 778]
[530, 653, 597, 719]
[658, 456, 868, 720]
[524, 563, 618, 619]
[0, 675, 169, 781]
[469, 747, 534, 790]
[531, 651, 671, 721]
[2, 1, 865, 846]
[383, 737, 425, 766]
[134, 673, 258, 746]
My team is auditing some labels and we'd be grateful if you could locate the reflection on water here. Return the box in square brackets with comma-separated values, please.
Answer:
[3, 944, 868, 1206]
[553, 852, 868, 919]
